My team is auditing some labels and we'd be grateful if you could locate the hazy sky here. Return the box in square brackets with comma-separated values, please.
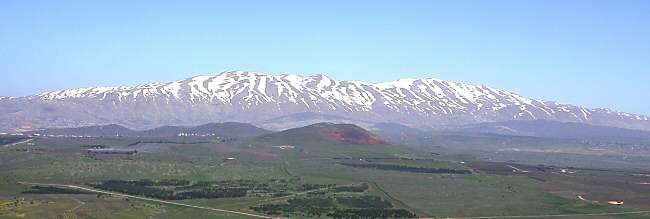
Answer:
[1, 0, 649, 115]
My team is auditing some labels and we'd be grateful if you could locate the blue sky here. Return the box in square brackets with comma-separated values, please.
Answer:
[1, 0, 649, 115]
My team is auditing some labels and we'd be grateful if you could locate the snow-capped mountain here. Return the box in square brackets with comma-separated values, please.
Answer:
[1, 71, 648, 132]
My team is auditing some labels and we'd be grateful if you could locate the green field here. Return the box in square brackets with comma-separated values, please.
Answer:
[1, 130, 649, 219]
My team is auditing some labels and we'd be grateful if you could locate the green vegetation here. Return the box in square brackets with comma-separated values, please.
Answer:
[329, 183, 369, 193]
[22, 186, 94, 195]
[327, 208, 416, 219]
[91, 179, 334, 200]
[251, 197, 337, 217]
[250, 195, 415, 218]
[336, 196, 392, 209]
[339, 162, 471, 174]
[0, 136, 29, 146]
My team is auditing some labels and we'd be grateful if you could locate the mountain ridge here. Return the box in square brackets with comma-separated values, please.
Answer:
[1, 71, 648, 132]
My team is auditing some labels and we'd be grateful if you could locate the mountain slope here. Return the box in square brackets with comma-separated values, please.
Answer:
[1, 71, 648, 132]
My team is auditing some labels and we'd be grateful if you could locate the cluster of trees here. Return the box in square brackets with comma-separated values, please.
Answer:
[214, 179, 261, 188]
[336, 196, 392, 209]
[91, 180, 247, 200]
[250, 197, 336, 217]
[173, 188, 247, 199]
[180, 179, 264, 190]
[340, 162, 471, 174]
[181, 180, 213, 189]
[327, 209, 416, 219]
[86, 149, 137, 155]
[7, 148, 36, 152]
[330, 183, 368, 193]
[251, 194, 415, 219]
[299, 183, 335, 191]
[92, 180, 174, 199]
[166, 179, 311, 198]
[22, 186, 93, 195]
[127, 179, 191, 187]
[0, 136, 29, 146]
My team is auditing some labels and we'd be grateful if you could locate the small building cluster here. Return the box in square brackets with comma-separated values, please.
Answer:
[177, 132, 218, 137]
[272, 145, 295, 150]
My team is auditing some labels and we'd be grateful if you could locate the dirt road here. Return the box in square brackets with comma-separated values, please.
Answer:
[18, 181, 277, 219]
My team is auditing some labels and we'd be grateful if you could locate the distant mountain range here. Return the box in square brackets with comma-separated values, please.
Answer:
[1, 71, 648, 132]
[23, 122, 270, 138]
[448, 120, 650, 144]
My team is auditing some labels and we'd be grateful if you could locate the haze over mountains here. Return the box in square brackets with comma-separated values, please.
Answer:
[1, 71, 648, 132]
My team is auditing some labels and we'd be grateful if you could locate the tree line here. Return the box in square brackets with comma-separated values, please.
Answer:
[340, 162, 471, 174]
[91, 180, 247, 200]
[327, 208, 416, 219]
[22, 186, 94, 195]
